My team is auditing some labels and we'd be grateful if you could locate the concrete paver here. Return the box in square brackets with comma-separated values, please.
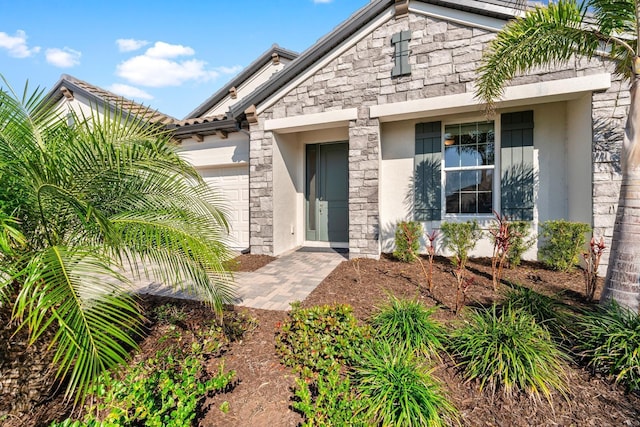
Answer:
[132, 248, 347, 311]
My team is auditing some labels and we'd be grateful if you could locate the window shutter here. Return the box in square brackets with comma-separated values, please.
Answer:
[391, 30, 411, 77]
[501, 111, 534, 220]
[415, 122, 442, 221]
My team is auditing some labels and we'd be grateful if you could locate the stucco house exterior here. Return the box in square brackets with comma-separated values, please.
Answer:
[47, 0, 628, 273]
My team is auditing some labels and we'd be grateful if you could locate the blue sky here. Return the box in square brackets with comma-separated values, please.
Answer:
[0, 0, 369, 119]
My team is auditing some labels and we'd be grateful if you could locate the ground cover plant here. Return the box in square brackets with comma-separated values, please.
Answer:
[575, 302, 640, 393]
[449, 303, 569, 403]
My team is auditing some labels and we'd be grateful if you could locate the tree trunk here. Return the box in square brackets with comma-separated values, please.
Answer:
[601, 79, 640, 313]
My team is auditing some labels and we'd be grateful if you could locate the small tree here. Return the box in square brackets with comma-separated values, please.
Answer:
[441, 221, 482, 314]
[488, 212, 513, 292]
[394, 221, 422, 263]
[426, 230, 438, 292]
[583, 237, 606, 301]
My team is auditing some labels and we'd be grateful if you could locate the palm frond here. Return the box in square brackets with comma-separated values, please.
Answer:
[476, 0, 601, 107]
[12, 246, 142, 402]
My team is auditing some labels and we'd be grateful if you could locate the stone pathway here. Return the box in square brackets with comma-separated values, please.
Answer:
[132, 248, 347, 311]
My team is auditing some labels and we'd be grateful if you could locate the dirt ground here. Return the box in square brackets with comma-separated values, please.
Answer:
[6, 253, 640, 427]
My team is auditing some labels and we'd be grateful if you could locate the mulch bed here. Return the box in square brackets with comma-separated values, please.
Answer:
[5, 253, 640, 426]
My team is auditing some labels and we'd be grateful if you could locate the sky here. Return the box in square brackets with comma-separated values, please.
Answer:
[0, 0, 369, 119]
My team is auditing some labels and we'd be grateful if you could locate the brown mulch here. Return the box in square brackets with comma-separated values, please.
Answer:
[4, 254, 640, 426]
[227, 253, 276, 272]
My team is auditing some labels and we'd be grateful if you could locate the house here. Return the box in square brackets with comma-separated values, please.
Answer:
[47, 0, 627, 272]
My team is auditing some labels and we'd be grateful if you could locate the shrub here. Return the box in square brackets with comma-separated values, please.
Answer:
[394, 221, 422, 262]
[488, 212, 513, 291]
[449, 304, 568, 402]
[370, 296, 445, 360]
[502, 286, 568, 340]
[153, 303, 187, 325]
[293, 368, 369, 427]
[539, 220, 591, 272]
[507, 221, 535, 268]
[354, 342, 458, 427]
[275, 303, 367, 376]
[51, 346, 234, 427]
[441, 220, 482, 313]
[575, 302, 640, 392]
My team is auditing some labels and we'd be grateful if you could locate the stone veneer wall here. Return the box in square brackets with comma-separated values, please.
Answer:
[592, 74, 629, 270]
[249, 8, 625, 264]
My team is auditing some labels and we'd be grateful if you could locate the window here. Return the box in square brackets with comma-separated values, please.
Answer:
[391, 30, 411, 77]
[414, 111, 534, 221]
[444, 122, 495, 214]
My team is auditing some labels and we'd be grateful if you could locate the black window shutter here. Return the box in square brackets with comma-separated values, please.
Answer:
[415, 122, 441, 221]
[501, 111, 534, 220]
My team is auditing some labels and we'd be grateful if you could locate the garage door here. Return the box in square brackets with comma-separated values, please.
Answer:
[199, 165, 249, 250]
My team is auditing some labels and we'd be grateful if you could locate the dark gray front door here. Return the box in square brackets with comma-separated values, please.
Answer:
[306, 143, 348, 242]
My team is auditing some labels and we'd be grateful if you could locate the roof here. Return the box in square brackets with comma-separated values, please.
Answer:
[228, 0, 524, 119]
[42, 74, 177, 125]
[185, 44, 298, 120]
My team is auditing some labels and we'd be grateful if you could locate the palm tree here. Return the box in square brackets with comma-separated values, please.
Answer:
[0, 78, 235, 402]
[475, 0, 640, 312]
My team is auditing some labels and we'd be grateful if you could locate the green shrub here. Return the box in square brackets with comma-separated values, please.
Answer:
[539, 220, 591, 271]
[440, 220, 482, 269]
[293, 368, 369, 427]
[275, 303, 368, 376]
[51, 346, 234, 427]
[502, 286, 568, 339]
[394, 221, 422, 262]
[507, 221, 535, 268]
[371, 296, 445, 360]
[575, 302, 640, 392]
[354, 342, 458, 427]
[449, 304, 568, 402]
[153, 303, 187, 325]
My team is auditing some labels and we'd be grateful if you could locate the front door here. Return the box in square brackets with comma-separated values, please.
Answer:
[306, 143, 348, 242]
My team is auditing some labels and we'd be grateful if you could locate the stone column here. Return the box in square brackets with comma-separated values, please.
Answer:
[248, 121, 274, 255]
[348, 106, 381, 259]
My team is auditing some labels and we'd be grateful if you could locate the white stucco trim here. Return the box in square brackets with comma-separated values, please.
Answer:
[256, 7, 395, 115]
[264, 108, 359, 133]
[370, 73, 611, 122]
[409, 1, 509, 33]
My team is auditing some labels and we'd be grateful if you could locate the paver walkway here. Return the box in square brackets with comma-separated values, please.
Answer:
[132, 248, 347, 311]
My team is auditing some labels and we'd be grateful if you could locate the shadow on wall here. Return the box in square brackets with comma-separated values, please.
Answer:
[593, 116, 623, 170]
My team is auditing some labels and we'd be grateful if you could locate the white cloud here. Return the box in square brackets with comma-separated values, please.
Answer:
[115, 41, 239, 88]
[313, 0, 333, 3]
[0, 30, 40, 58]
[108, 83, 154, 100]
[116, 38, 149, 52]
[45, 47, 81, 68]
[215, 65, 243, 75]
[145, 41, 194, 59]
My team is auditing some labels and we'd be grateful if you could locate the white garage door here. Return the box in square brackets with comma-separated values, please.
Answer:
[199, 165, 249, 250]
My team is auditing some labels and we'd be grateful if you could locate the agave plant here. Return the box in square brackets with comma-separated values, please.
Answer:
[0, 77, 235, 402]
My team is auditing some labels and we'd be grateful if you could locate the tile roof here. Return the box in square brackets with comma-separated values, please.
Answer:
[45, 74, 177, 125]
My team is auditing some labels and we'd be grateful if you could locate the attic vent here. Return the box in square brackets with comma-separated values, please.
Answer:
[229, 86, 238, 99]
[391, 30, 411, 77]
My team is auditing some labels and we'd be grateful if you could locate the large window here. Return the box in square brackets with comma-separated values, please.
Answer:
[443, 122, 495, 214]
[414, 112, 533, 222]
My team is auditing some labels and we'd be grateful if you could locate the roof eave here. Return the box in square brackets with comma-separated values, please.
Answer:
[184, 45, 299, 120]
[168, 118, 239, 137]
